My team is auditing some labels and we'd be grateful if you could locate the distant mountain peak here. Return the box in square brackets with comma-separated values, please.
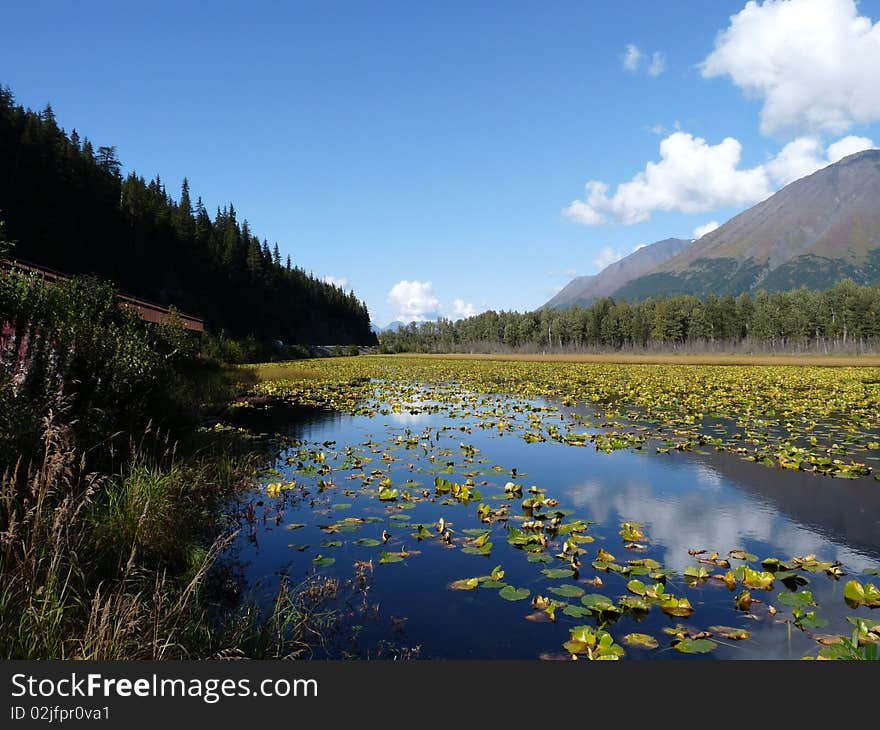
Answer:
[544, 237, 691, 309]
[613, 148, 880, 301]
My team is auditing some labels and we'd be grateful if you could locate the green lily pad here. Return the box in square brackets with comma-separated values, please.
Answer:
[844, 579, 880, 607]
[618, 595, 649, 612]
[661, 597, 694, 617]
[462, 543, 493, 555]
[312, 555, 335, 567]
[581, 594, 620, 613]
[562, 605, 592, 618]
[674, 638, 716, 654]
[777, 590, 814, 607]
[498, 586, 530, 601]
[527, 552, 553, 564]
[353, 538, 381, 547]
[379, 550, 405, 564]
[627, 579, 647, 596]
[548, 584, 585, 598]
[542, 567, 575, 579]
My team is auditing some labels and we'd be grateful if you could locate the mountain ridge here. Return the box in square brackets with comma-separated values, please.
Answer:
[614, 149, 880, 300]
[544, 237, 691, 309]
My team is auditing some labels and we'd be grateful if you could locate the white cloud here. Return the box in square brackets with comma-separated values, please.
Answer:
[593, 245, 627, 270]
[322, 275, 348, 289]
[623, 44, 666, 76]
[648, 51, 666, 76]
[693, 221, 720, 239]
[386, 280, 440, 322]
[564, 130, 874, 226]
[565, 190, 609, 225]
[564, 132, 773, 225]
[765, 134, 874, 184]
[762, 136, 826, 185]
[623, 43, 642, 72]
[452, 298, 476, 319]
[701, 0, 880, 135]
[827, 134, 875, 162]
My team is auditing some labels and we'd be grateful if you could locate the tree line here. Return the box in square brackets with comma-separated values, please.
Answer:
[379, 280, 880, 353]
[0, 84, 375, 346]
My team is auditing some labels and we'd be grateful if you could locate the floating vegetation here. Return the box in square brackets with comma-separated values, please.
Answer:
[229, 355, 880, 660]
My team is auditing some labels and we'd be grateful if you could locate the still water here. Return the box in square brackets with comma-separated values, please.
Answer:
[225, 391, 880, 660]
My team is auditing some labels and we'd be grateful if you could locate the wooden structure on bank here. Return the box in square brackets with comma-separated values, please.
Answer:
[2, 258, 205, 333]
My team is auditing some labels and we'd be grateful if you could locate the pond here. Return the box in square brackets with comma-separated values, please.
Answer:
[223, 381, 880, 660]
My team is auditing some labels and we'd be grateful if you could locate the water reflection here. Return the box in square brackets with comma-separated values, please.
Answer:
[226, 395, 880, 659]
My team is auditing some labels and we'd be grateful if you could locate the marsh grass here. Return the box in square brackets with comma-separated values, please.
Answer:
[249, 362, 324, 382]
[397, 352, 880, 367]
[0, 413, 343, 659]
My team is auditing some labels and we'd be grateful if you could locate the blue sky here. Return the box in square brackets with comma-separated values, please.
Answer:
[3, 0, 880, 326]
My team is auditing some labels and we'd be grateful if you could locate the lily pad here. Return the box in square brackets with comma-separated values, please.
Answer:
[353, 538, 381, 547]
[542, 567, 575, 579]
[562, 605, 592, 618]
[450, 577, 480, 591]
[660, 596, 694, 617]
[379, 550, 406, 564]
[548, 584, 585, 598]
[674, 638, 716, 654]
[527, 552, 553, 564]
[581, 594, 620, 613]
[844, 579, 880, 607]
[623, 633, 659, 649]
[709, 625, 750, 640]
[498, 586, 531, 601]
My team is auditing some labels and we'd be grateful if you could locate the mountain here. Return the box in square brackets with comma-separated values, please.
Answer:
[378, 321, 407, 333]
[544, 237, 691, 308]
[614, 149, 880, 300]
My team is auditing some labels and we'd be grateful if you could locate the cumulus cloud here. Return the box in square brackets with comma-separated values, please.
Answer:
[452, 299, 476, 319]
[322, 275, 348, 289]
[386, 280, 440, 322]
[622, 43, 642, 72]
[648, 51, 666, 76]
[564, 130, 875, 226]
[693, 221, 720, 239]
[564, 132, 773, 225]
[762, 136, 827, 185]
[827, 134, 876, 162]
[701, 0, 880, 135]
[765, 134, 874, 184]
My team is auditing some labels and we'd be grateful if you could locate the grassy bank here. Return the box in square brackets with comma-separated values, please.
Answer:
[0, 269, 352, 659]
[0, 407, 355, 659]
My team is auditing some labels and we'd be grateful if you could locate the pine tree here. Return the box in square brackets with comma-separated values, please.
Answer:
[96, 146, 121, 177]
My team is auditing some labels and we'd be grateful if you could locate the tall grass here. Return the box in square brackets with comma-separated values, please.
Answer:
[0, 413, 343, 659]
